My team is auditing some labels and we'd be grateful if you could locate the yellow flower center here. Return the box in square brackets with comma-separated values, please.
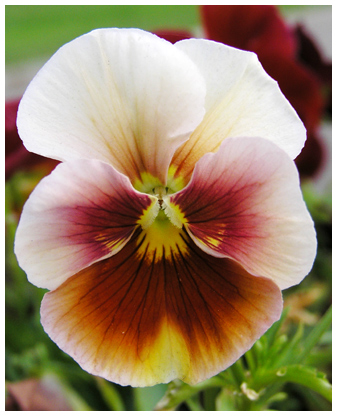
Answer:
[137, 209, 188, 261]
[138, 186, 186, 230]
[136, 181, 188, 261]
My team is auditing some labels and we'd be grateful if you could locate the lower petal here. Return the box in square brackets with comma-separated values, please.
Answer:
[41, 228, 282, 387]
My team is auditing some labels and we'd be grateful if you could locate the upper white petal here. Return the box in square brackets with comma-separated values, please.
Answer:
[175, 38, 306, 160]
[17, 28, 206, 185]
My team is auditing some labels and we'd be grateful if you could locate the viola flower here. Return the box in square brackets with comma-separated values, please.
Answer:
[14, 28, 316, 387]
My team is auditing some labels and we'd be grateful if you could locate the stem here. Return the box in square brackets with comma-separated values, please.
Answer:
[154, 377, 225, 411]
[230, 358, 246, 386]
[253, 365, 332, 403]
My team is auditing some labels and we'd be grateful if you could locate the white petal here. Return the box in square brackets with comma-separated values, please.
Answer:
[171, 39, 306, 180]
[17, 28, 206, 186]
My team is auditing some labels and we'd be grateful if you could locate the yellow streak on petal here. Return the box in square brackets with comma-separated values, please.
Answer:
[135, 318, 190, 385]
[94, 234, 131, 253]
[193, 233, 222, 250]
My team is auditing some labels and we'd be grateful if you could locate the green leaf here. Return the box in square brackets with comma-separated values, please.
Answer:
[133, 384, 167, 411]
[185, 395, 204, 411]
[95, 377, 125, 411]
[269, 323, 303, 368]
[297, 306, 332, 363]
[215, 388, 237, 411]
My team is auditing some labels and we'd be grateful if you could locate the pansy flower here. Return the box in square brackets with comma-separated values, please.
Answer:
[14, 28, 316, 387]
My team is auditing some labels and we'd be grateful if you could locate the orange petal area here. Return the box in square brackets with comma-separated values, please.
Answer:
[41, 222, 282, 387]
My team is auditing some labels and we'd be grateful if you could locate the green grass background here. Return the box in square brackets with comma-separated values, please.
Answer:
[6, 5, 319, 66]
[5, 5, 200, 65]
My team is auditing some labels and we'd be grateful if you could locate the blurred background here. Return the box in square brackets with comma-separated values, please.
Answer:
[5, 5, 332, 411]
